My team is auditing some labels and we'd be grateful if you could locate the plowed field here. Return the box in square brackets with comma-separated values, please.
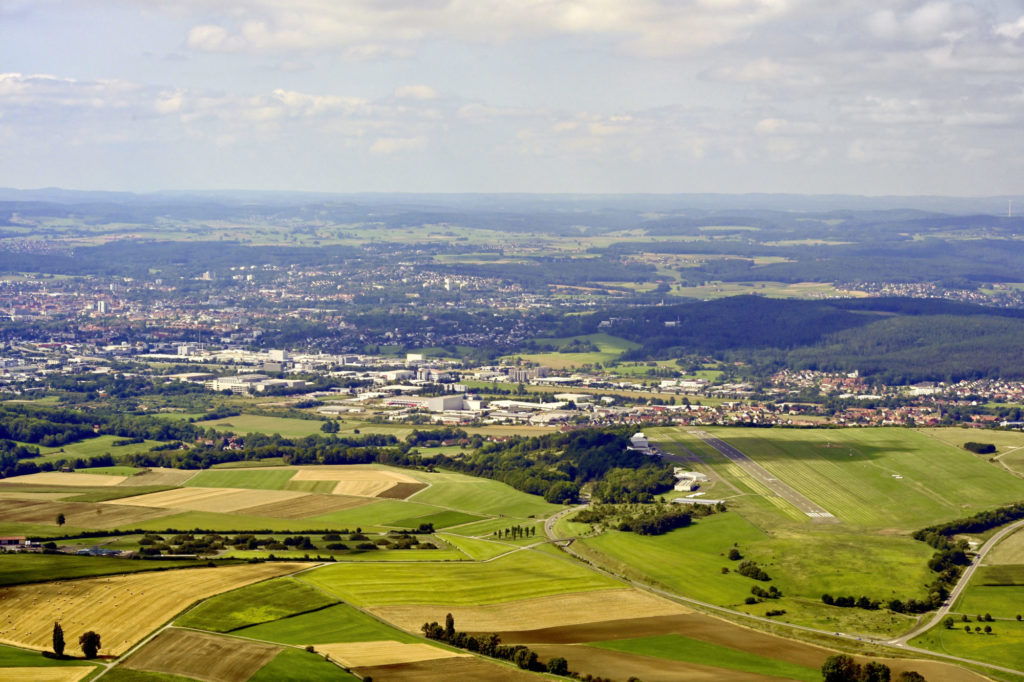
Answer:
[354, 657, 538, 681]
[123, 628, 279, 682]
[0, 499, 173, 529]
[241, 493, 370, 519]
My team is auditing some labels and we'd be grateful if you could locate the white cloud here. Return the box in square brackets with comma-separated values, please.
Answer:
[394, 85, 438, 100]
[370, 136, 428, 154]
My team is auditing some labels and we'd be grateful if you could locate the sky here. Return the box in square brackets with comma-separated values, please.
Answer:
[1, 0, 1023, 196]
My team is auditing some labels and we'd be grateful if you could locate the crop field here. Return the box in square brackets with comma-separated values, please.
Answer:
[0, 554, 213, 587]
[249, 648, 358, 682]
[0, 498, 175, 529]
[390, 510, 483, 529]
[0, 669, 94, 682]
[202, 414, 328, 438]
[0, 472, 128, 487]
[184, 468, 298, 490]
[316, 641, 466, 668]
[110, 486, 308, 513]
[123, 628, 280, 682]
[239, 493, 370, 520]
[370, 588, 689, 633]
[404, 470, 559, 517]
[302, 551, 619, 607]
[128, 510, 327, 533]
[589, 634, 820, 682]
[435, 534, 511, 561]
[290, 467, 422, 498]
[0, 562, 308, 655]
[176, 577, 340, 632]
[699, 427, 1024, 530]
[237, 602, 422, 645]
[119, 468, 196, 487]
[987, 530, 1024, 564]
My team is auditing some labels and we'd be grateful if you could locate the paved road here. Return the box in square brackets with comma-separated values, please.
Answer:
[891, 517, 1024, 646]
[689, 430, 836, 520]
[543, 505, 1024, 678]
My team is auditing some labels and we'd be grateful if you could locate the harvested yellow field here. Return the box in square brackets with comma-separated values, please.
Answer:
[0, 668, 94, 682]
[370, 589, 690, 632]
[0, 472, 127, 487]
[119, 468, 197, 487]
[109, 487, 307, 513]
[316, 640, 467, 667]
[0, 563, 311, 656]
[291, 467, 420, 498]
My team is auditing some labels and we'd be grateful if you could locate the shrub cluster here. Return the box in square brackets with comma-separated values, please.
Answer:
[736, 560, 771, 582]
[422, 614, 572, 675]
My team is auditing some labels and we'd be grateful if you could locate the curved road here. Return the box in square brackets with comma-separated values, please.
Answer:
[891, 517, 1024, 646]
[545, 504, 1024, 679]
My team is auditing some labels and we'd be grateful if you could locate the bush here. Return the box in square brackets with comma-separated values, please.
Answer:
[964, 442, 996, 454]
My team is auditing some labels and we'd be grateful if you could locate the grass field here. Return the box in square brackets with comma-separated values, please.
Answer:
[407, 469, 560, 518]
[0, 643, 96, 669]
[911, 619, 1024, 671]
[302, 551, 619, 607]
[176, 577, 339, 632]
[237, 602, 422, 645]
[203, 414, 327, 438]
[701, 427, 1024, 530]
[436, 534, 512, 561]
[987, 529, 1024, 564]
[0, 554, 218, 587]
[589, 634, 820, 682]
[390, 510, 483, 529]
[249, 647, 357, 681]
[502, 333, 640, 369]
[0, 563, 309, 655]
[954, 585, 1024, 620]
[574, 513, 927, 636]
[33, 436, 164, 464]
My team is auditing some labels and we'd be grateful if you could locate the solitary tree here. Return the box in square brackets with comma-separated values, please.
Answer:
[79, 631, 101, 659]
[52, 622, 64, 657]
[56, 513, 65, 526]
[862, 661, 891, 682]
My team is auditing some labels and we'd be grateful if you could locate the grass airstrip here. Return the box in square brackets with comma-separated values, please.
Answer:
[1, 426, 1023, 680]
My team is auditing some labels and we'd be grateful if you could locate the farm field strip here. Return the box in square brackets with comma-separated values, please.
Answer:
[315, 641, 467, 667]
[302, 552, 621, 607]
[0, 472, 128, 487]
[0, 498, 175, 529]
[0, 669, 94, 682]
[108, 486, 308, 513]
[0, 562, 310, 656]
[369, 588, 691, 633]
[123, 627, 280, 682]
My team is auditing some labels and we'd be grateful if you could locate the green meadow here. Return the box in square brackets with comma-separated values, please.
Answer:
[202, 414, 327, 438]
[237, 602, 422, 645]
[176, 577, 339, 632]
[701, 427, 1024, 530]
[302, 551, 619, 606]
[249, 648, 358, 681]
[911, 619, 1024, 671]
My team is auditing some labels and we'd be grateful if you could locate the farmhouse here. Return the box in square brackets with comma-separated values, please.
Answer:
[0, 536, 26, 548]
